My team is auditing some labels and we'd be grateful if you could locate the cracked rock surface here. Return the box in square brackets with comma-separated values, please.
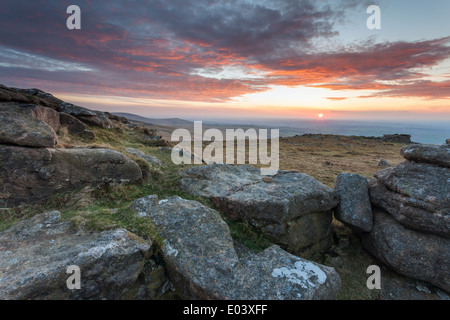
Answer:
[0, 211, 151, 300]
[180, 164, 339, 258]
[0, 146, 143, 207]
[363, 143, 450, 293]
[131, 195, 341, 300]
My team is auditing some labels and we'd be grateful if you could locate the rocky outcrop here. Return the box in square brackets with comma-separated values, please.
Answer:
[0, 84, 115, 130]
[362, 210, 450, 292]
[0, 85, 61, 110]
[58, 102, 97, 117]
[78, 112, 114, 129]
[401, 144, 449, 168]
[0, 146, 143, 207]
[106, 112, 130, 124]
[381, 134, 412, 144]
[180, 164, 339, 259]
[126, 148, 162, 166]
[334, 173, 373, 233]
[131, 195, 341, 300]
[370, 162, 449, 237]
[363, 143, 450, 292]
[0, 102, 60, 147]
[59, 112, 95, 140]
[0, 211, 151, 299]
[0, 85, 150, 208]
[57, 103, 114, 129]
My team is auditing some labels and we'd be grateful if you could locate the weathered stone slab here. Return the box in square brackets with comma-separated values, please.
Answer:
[0, 146, 143, 207]
[180, 164, 338, 258]
[131, 195, 341, 300]
[0, 211, 151, 299]
[401, 144, 450, 168]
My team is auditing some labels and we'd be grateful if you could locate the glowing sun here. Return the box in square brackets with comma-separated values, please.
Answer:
[318, 113, 324, 119]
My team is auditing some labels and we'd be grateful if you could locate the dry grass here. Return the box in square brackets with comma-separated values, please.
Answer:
[187, 133, 405, 187]
[278, 134, 405, 187]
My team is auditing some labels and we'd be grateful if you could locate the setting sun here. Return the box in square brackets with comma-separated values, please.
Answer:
[318, 114, 324, 118]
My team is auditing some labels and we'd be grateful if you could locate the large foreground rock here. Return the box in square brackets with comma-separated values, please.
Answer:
[0, 102, 60, 147]
[180, 164, 339, 259]
[0, 211, 151, 299]
[0, 146, 143, 207]
[131, 195, 341, 300]
[334, 173, 373, 232]
[362, 209, 450, 293]
[370, 162, 450, 238]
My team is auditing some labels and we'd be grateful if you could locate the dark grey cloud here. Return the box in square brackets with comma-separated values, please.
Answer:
[0, 0, 448, 101]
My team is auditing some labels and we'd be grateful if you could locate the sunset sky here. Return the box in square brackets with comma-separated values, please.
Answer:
[0, 0, 449, 121]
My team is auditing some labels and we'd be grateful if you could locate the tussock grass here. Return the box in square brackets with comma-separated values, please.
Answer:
[227, 220, 272, 253]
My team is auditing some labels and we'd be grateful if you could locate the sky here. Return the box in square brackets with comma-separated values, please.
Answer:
[0, 0, 449, 122]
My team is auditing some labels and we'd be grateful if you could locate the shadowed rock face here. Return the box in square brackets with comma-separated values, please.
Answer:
[0, 146, 143, 207]
[59, 112, 87, 133]
[131, 195, 341, 300]
[58, 112, 95, 140]
[362, 210, 450, 293]
[77, 113, 114, 129]
[0, 211, 151, 300]
[58, 103, 114, 129]
[0, 103, 60, 148]
[334, 173, 373, 233]
[179, 164, 338, 259]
